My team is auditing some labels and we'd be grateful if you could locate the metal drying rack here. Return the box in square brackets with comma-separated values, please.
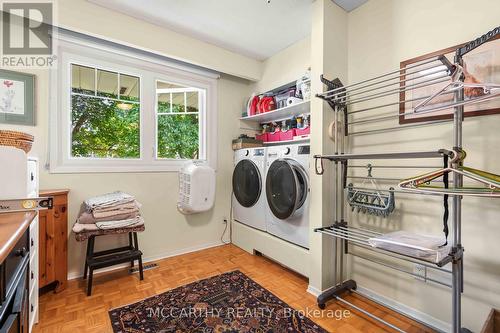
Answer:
[313, 26, 500, 333]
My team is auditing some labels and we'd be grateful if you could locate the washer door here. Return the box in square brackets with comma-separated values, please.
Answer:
[266, 159, 308, 220]
[232, 159, 262, 208]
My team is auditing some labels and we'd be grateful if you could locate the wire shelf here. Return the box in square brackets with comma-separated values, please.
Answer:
[315, 224, 454, 268]
[314, 149, 453, 161]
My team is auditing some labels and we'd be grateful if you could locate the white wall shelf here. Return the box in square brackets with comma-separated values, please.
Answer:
[240, 100, 310, 124]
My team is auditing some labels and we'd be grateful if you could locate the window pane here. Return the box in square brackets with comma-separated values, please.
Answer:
[120, 74, 140, 102]
[157, 81, 183, 89]
[71, 94, 140, 158]
[157, 93, 171, 113]
[186, 91, 199, 112]
[71, 64, 95, 95]
[97, 69, 118, 98]
[171, 92, 185, 113]
[157, 114, 199, 159]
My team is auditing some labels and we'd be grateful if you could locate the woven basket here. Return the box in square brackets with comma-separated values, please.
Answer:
[0, 130, 34, 153]
[0, 130, 34, 141]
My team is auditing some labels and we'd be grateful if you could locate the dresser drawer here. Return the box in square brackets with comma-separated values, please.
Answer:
[2, 231, 29, 302]
[29, 285, 38, 329]
[29, 254, 38, 295]
[29, 217, 38, 262]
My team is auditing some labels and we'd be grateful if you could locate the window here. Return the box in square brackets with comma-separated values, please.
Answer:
[156, 81, 203, 160]
[50, 34, 218, 173]
[71, 64, 141, 159]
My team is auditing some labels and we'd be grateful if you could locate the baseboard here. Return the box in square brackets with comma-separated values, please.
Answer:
[67, 241, 225, 280]
[306, 283, 450, 333]
[306, 285, 322, 297]
[355, 286, 450, 333]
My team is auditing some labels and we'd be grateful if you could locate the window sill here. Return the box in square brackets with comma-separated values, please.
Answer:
[49, 160, 213, 174]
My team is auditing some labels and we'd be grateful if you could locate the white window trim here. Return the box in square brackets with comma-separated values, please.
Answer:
[49, 33, 218, 173]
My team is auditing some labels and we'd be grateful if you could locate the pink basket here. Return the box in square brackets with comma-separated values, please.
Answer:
[267, 131, 281, 142]
[295, 127, 310, 137]
[279, 129, 296, 141]
[256, 133, 268, 142]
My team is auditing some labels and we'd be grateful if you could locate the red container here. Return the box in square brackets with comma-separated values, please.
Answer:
[255, 133, 268, 142]
[295, 126, 310, 137]
[267, 131, 281, 142]
[280, 129, 296, 141]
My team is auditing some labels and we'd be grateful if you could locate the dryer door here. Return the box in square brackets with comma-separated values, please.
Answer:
[232, 160, 262, 208]
[266, 159, 308, 220]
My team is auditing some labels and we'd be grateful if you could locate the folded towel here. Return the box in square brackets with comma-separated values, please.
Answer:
[92, 200, 141, 214]
[72, 216, 144, 233]
[77, 210, 139, 224]
[77, 198, 142, 224]
[96, 218, 142, 230]
[92, 203, 141, 219]
[84, 191, 135, 211]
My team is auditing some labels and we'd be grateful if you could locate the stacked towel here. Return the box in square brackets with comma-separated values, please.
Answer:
[73, 191, 144, 233]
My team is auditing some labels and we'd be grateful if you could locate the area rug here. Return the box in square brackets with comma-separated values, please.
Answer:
[109, 270, 328, 332]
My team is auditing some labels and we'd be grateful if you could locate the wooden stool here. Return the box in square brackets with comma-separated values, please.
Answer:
[83, 231, 144, 296]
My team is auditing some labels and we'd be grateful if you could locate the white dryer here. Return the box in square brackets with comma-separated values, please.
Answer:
[265, 144, 310, 249]
[232, 147, 267, 231]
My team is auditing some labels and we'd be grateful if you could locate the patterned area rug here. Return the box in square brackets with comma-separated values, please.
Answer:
[109, 270, 328, 332]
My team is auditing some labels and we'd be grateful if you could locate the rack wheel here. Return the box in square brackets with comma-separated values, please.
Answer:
[318, 303, 326, 310]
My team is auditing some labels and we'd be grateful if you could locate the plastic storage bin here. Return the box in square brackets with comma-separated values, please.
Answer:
[279, 129, 296, 141]
[368, 231, 451, 263]
[267, 131, 281, 142]
[295, 126, 310, 137]
[255, 133, 268, 142]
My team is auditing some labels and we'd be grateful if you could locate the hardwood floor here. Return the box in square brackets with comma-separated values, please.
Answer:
[33, 244, 435, 333]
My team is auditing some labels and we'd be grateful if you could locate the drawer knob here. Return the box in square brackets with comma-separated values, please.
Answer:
[31, 304, 34, 312]
[31, 173, 34, 181]
[16, 247, 28, 257]
[31, 271, 34, 279]
[31, 238, 34, 247]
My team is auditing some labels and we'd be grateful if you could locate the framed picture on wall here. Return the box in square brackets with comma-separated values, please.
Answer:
[398, 36, 500, 124]
[0, 70, 35, 126]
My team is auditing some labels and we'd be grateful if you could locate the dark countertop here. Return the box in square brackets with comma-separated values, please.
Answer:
[0, 212, 36, 263]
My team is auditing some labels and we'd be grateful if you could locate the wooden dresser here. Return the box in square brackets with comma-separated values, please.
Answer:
[38, 189, 69, 292]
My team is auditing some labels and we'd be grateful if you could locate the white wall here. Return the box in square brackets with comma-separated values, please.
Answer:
[346, 0, 500, 331]
[250, 36, 311, 94]
[0, 2, 253, 278]
[309, 0, 348, 292]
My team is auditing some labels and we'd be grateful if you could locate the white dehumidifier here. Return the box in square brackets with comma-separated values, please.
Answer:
[177, 161, 216, 214]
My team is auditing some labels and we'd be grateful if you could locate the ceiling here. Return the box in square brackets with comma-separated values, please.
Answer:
[88, 0, 368, 61]
[334, 0, 368, 12]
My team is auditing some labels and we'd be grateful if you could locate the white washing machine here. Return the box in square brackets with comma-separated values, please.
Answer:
[232, 147, 267, 231]
[265, 143, 310, 249]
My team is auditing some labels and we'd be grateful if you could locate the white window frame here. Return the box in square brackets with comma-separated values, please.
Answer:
[49, 33, 218, 173]
[155, 84, 205, 160]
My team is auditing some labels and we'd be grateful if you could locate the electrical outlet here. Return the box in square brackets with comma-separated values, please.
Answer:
[413, 264, 426, 281]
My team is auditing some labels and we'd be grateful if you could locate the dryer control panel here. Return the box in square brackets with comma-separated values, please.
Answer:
[298, 145, 310, 155]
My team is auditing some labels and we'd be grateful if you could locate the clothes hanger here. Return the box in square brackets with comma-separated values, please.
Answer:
[413, 64, 500, 114]
[398, 163, 500, 197]
[346, 164, 395, 217]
